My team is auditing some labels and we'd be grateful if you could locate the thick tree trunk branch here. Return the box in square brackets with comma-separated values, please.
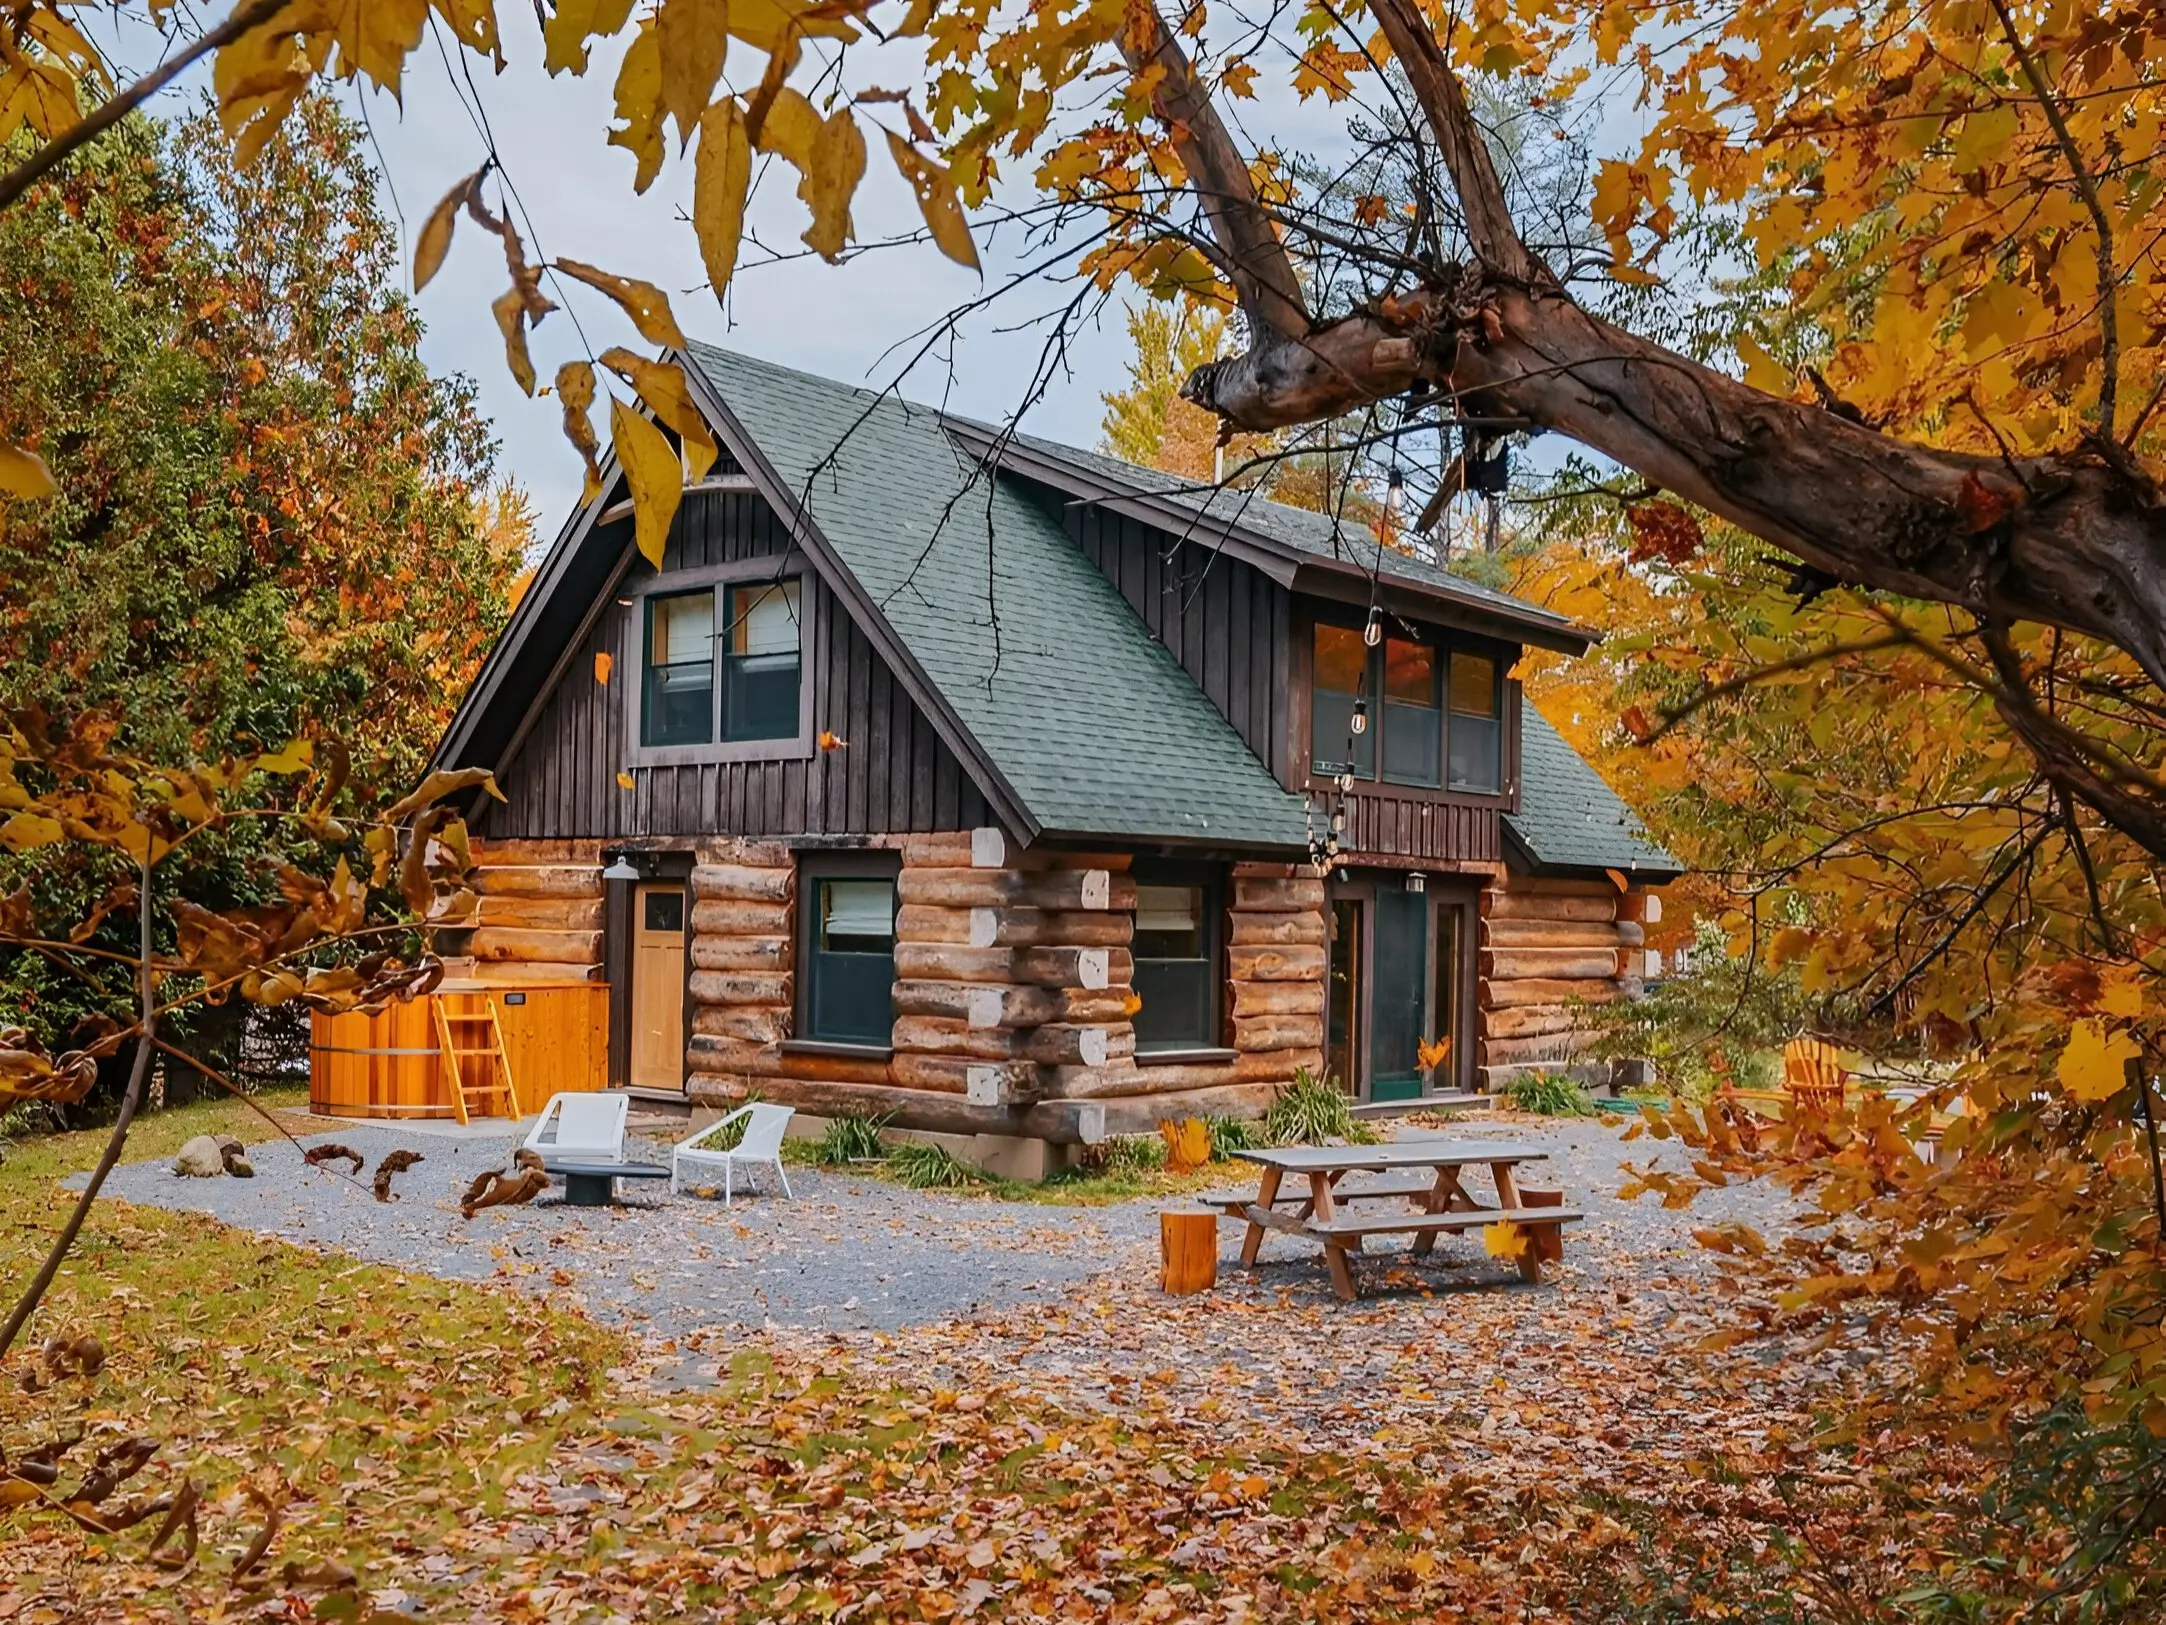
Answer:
[1365, 0, 1541, 285]
[1115, 7, 1310, 341]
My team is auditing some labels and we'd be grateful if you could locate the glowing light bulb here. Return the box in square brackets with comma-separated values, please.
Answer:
[1336, 770, 1356, 794]
[1363, 605, 1383, 647]
[1350, 699, 1368, 735]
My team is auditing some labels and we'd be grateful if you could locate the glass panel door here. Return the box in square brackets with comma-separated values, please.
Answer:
[1325, 898, 1363, 1096]
[1368, 888, 1429, 1101]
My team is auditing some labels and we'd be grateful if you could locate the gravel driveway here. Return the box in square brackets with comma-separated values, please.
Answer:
[79, 1109, 1802, 1347]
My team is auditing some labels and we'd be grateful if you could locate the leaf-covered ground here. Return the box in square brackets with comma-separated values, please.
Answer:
[0, 1098, 1973, 1622]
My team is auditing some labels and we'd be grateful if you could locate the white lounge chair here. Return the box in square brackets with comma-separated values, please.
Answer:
[673, 1103, 795, 1202]
[523, 1092, 630, 1167]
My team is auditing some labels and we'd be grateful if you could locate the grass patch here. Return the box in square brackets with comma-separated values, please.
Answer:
[884, 1140, 989, 1189]
[1262, 1069, 1381, 1146]
[1504, 1072, 1598, 1117]
[0, 1088, 622, 1614]
[813, 1110, 892, 1167]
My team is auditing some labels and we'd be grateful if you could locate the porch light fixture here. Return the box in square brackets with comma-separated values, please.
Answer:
[601, 851, 641, 882]
[1405, 871, 1427, 893]
[1349, 698, 1369, 735]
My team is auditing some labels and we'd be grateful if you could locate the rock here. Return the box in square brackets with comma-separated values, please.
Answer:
[217, 1136, 254, 1177]
[173, 1134, 227, 1177]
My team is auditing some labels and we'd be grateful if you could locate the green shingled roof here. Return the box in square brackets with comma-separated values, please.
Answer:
[684, 343, 1311, 848]
[982, 429, 1585, 638]
[1506, 701, 1679, 877]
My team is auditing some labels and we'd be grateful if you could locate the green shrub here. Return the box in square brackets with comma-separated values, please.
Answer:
[1505, 1071, 1597, 1116]
[814, 1111, 892, 1166]
[1099, 1134, 1167, 1176]
[886, 1141, 988, 1189]
[1204, 1114, 1262, 1160]
[1263, 1069, 1382, 1146]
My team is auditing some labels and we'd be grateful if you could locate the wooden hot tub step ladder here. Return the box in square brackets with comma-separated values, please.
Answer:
[431, 994, 523, 1125]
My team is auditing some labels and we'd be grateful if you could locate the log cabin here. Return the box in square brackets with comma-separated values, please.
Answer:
[430, 345, 1678, 1168]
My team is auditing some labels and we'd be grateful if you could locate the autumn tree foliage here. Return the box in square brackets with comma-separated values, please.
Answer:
[0, 94, 524, 787]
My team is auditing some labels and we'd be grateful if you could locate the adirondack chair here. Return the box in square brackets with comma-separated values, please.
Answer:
[1783, 1037, 1848, 1115]
[522, 1092, 631, 1167]
[673, 1103, 795, 1203]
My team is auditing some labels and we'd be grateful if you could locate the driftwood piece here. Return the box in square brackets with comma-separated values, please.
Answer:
[371, 1149, 423, 1203]
[460, 1166, 549, 1219]
[302, 1143, 365, 1175]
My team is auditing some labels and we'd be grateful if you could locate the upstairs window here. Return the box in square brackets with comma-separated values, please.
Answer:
[1447, 651, 1502, 793]
[1381, 638, 1441, 788]
[1309, 624, 1374, 779]
[801, 867, 897, 1046]
[638, 577, 803, 750]
[722, 582, 802, 742]
[644, 590, 714, 747]
[1312, 622, 1495, 791]
[1132, 873, 1221, 1053]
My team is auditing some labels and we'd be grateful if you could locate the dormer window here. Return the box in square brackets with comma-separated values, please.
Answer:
[1310, 621, 1505, 795]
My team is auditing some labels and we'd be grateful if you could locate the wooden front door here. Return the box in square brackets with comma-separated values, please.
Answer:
[630, 883, 688, 1091]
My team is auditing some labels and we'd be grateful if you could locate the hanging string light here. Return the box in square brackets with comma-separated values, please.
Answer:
[1350, 697, 1369, 735]
[1362, 602, 1383, 648]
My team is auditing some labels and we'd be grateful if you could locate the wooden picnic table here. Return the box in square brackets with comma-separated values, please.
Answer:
[1219, 1140, 1582, 1300]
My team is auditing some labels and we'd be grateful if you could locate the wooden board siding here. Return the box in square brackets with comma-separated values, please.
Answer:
[1058, 504, 1294, 784]
[1341, 792, 1502, 865]
[479, 490, 992, 840]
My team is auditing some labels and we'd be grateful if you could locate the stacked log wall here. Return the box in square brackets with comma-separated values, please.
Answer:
[678, 831, 1326, 1142]
[1476, 875, 1658, 1090]
[459, 839, 605, 982]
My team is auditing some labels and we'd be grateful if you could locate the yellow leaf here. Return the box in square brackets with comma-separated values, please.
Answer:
[756, 88, 864, 262]
[2100, 971, 2146, 1021]
[2058, 1020, 2138, 1104]
[610, 397, 684, 569]
[542, 0, 637, 75]
[1482, 1220, 1527, 1260]
[594, 652, 614, 686]
[657, 0, 729, 150]
[727, 0, 859, 54]
[0, 812, 63, 851]
[433, 0, 503, 65]
[0, 442, 57, 499]
[1952, 103, 2019, 174]
[884, 132, 978, 271]
[553, 259, 688, 348]
[616, 770, 636, 790]
[556, 360, 604, 503]
[414, 166, 483, 292]
[212, 0, 332, 166]
[492, 287, 536, 395]
[694, 97, 752, 298]
[607, 16, 664, 193]
[1735, 335, 1791, 396]
[600, 350, 718, 482]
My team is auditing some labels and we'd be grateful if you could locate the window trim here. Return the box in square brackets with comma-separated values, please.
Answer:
[623, 559, 816, 768]
[1129, 859, 1227, 1056]
[1297, 607, 1519, 811]
[793, 851, 900, 1054]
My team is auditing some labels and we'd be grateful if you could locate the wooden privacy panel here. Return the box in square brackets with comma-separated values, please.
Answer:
[309, 983, 607, 1119]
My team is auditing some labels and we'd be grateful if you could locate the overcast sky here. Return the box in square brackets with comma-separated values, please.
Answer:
[101, 6, 1610, 527]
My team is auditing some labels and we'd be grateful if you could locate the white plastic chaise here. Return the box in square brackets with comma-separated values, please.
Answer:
[672, 1103, 795, 1203]
[522, 1092, 630, 1167]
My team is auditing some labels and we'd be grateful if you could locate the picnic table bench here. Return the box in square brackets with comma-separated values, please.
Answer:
[1224, 1141, 1582, 1300]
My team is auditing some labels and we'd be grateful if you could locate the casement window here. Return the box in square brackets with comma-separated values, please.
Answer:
[1309, 621, 1506, 796]
[798, 861, 898, 1048]
[1132, 867, 1223, 1054]
[1446, 650, 1502, 793]
[636, 576, 804, 754]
